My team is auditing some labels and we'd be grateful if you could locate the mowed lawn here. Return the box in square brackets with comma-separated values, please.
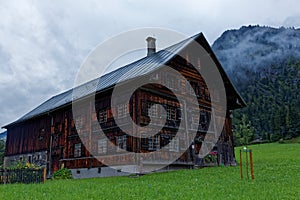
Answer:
[0, 142, 299, 200]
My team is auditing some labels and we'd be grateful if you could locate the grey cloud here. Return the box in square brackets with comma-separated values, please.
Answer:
[1, 0, 300, 131]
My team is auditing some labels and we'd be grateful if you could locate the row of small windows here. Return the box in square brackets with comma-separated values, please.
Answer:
[80, 104, 212, 135]
[95, 102, 180, 124]
[77, 104, 211, 137]
[142, 101, 180, 121]
[71, 135, 181, 157]
[151, 72, 212, 99]
[97, 103, 129, 123]
[74, 104, 130, 128]
[142, 101, 212, 131]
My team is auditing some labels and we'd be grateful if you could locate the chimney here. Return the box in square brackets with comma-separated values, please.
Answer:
[146, 36, 156, 56]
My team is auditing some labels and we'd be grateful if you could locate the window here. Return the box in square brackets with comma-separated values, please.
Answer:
[74, 143, 82, 157]
[98, 109, 107, 123]
[200, 110, 211, 131]
[191, 114, 199, 130]
[92, 122, 101, 134]
[74, 115, 84, 129]
[117, 104, 128, 118]
[188, 81, 201, 97]
[167, 106, 176, 120]
[192, 114, 199, 124]
[28, 155, 32, 164]
[204, 87, 210, 100]
[116, 135, 127, 151]
[212, 89, 220, 102]
[168, 137, 179, 152]
[148, 136, 160, 151]
[200, 110, 208, 124]
[98, 139, 107, 154]
[165, 76, 177, 89]
[60, 147, 64, 159]
[38, 128, 45, 141]
[147, 103, 158, 117]
[150, 73, 159, 80]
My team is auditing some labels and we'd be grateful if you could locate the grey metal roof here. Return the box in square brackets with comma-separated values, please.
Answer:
[6, 33, 200, 126]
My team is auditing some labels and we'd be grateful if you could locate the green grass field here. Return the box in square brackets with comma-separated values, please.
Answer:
[0, 142, 299, 200]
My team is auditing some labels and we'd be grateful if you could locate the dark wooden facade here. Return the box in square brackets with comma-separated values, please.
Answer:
[3, 34, 245, 176]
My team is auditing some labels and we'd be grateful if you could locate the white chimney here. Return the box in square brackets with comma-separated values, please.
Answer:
[146, 36, 156, 56]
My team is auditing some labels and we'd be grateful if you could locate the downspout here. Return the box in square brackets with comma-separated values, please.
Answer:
[48, 113, 54, 178]
[183, 100, 193, 164]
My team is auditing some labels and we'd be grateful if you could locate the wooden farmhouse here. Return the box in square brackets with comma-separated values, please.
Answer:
[3, 33, 245, 178]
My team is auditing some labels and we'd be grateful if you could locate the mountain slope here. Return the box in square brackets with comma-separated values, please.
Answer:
[212, 25, 300, 142]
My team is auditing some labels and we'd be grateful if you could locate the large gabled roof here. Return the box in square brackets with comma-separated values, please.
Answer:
[3, 33, 245, 128]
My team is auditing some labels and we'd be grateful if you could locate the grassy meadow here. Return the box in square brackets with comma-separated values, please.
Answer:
[0, 142, 299, 200]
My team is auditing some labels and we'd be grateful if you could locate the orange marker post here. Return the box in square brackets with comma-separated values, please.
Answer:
[239, 149, 243, 179]
[249, 150, 254, 180]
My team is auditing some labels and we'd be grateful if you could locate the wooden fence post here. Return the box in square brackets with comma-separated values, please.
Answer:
[249, 150, 254, 180]
[43, 168, 47, 183]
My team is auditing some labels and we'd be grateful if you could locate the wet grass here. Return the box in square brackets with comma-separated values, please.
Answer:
[0, 142, 299, 199]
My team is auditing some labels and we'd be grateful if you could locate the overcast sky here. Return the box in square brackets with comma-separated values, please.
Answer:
[1, 0, 300, 131]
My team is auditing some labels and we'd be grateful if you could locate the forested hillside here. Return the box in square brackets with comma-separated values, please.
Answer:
[212, 25, 300, 144]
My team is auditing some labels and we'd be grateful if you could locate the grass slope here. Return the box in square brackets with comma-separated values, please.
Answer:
[0, 143, 299, 200]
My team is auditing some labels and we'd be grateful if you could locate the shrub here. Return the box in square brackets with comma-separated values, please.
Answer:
[51, 167, 73, 180]
[204, 152, 217, 163]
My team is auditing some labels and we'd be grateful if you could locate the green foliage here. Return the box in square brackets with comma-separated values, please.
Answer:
[7, 160, 41, 170]
[233, 59, 300, 142]
[0, 143, 299, 199]
[233, 114, 254, 146]
[204, 153, 217, 163]
[51, 167, 73, 180]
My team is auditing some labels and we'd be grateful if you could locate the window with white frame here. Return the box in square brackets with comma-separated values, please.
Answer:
[148, 136, 160, 151]
[98, 139, 107, 154]
[147, 103, 158, 117]
[74, 115, 84, 129]
[74, 143, 82, 157]
[165, 76, 177, 89]
[192, 114, 199, 124]
[168, 137, 179, 152]
[116, 135, 127, 151]
[191, 114, 199, 130]
[166, 106, 176, 120]
[117, 104, 128, 118]
[98, 109, 107, 123]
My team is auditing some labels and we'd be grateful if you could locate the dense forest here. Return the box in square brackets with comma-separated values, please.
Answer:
[213, 25, 300, 145]
[231, 60, 300, 145]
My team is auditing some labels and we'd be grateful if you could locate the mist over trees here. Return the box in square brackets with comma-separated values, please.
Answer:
[213, 25, 300, 144]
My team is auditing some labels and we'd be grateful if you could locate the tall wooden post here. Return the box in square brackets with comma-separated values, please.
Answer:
[43, 168, 47, 183]
[240, 148, 254, 180]
[239, 149, 243, 179]
[249, 150, 254, 180]
[246, 149, 249, 179]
